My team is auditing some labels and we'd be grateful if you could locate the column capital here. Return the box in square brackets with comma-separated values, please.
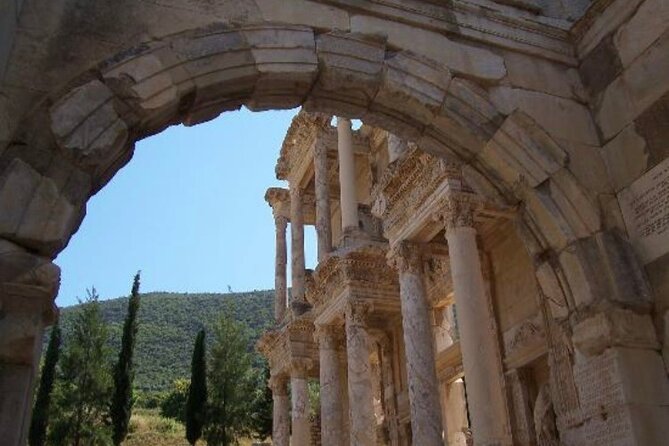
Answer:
[290, 357, 313, 378]
[314, 324, 345, 350]
[434, 193, 481, 231]
[269, 374, 289, 396]
[387, 240, 424, 275]
[346, 300, 371, 327]
[274, 214, 289, 229]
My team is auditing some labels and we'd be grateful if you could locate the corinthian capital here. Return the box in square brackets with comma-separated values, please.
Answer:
[387, 240, 424, 275]
[346, 300, 371, 327]
[290, 357, 313, 378]
[314, 324, 345, 350]
[435, 193, 480, 231]
[269, 374, 289, 395]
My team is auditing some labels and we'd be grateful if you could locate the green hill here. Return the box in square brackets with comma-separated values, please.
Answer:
[54, 290, 274, 394]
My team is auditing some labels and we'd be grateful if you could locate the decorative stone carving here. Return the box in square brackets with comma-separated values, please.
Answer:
[503, 314, 547, 368]
[387, 240, 424, 275]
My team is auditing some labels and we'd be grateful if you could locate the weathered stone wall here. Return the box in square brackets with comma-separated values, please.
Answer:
[578, 0, 669, 315]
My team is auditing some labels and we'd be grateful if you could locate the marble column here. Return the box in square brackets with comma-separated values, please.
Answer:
[444, 379, 470, 446]
[379, 338, 400, 446]
[345, 301, 376, 446]
[316, 325, 346, 446]
[314, 141, 332, 262]
[0, 241, 60, 446]
[290, 185, 306, 304]
[270, 375, 290, 446]
[274, 215, 288, 322]
[291, 359, 312, 446]
[336, 117, 358, 232]
[443, 198, 511, 446]
[390, 241, 444, 446]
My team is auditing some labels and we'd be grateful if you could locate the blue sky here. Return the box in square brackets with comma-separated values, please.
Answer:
[55, 108, 317, 307]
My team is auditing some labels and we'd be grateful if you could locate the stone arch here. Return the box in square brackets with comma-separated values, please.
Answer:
[5, 24, 644, 311]
[0, 16, 658, 446]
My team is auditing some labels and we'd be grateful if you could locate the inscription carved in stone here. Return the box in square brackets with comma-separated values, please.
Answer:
[618, 157, 669, 263]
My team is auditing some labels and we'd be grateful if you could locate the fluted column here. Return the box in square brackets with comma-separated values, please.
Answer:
[269, 375, 290, 446]
[290, 185, 306, 304]
[336, 117, 358, 232]
[442, 197, 511, 446]
[274, 215, 288, 322]
[291, 359, 312, 446]
[345, 302, 376, 446]
[315, 325, 346, 446]
[389, 241, 444, 445]
[314, 141, 332, 261]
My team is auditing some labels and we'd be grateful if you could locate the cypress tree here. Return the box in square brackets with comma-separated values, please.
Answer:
[28, 321, 62, 446]
[111, 272, 142, 445]
[186, 329, 207, 445]
[49, 289, 112, 445]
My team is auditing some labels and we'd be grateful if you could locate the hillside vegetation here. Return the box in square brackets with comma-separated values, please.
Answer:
[54, 290, 274, 394]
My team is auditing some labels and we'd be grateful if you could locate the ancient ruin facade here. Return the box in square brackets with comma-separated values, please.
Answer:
[1, 0, 669, 445]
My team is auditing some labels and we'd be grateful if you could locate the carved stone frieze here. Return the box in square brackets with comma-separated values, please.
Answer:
[503, 313, 547, 368]
[276, 110, 331, 181]
[310, 245, 399, 310]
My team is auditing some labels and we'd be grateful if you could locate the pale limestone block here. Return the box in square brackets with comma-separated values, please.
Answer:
[573, 347, 669, 445]
[49, 79, 129, 172]
[481, 111, 567, 188]
[350, 14, 506, 81]
[306, 32, 384, 116]
[257, 0, 350, 31]
[522, 185, 575, 251]
[601, 124, 649, 192]
[502, 50, 586, 100]
[577, 0, 644, 58]
[618, 156, 669, 264]
[598, 193, 627, 234]
[572, 310, 659, 357]
[104, 51, 177, 107]
[243, 26, 318, 110]
[489, 86, 599, 145]
[0, 159, 81, 256]
[596, 77, 636, 142]
[365, 51, 451, 138]
[545, 168, 601, 237]
[614, 0, 669, 67]
[556, 138, 613, 196]
[598, 30, 669, 140]
[622, 29, 669, 118]
[172, 30, 256, 122]
[558, 243, 595, 309]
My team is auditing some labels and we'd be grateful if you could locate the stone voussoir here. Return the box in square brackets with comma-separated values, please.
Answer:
[49, 79, 130, 181]
[0, 158, 84, 257]
[304, 31, 386, 117]
[363, 50, 452, 140]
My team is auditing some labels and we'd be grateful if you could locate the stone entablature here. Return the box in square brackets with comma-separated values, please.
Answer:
[309, 245, 400, 325]
[265, 186, 319, 226]
[257, 315, 319, 380]
[276, 111, 371, 188]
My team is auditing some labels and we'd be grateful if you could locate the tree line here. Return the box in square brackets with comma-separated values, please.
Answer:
[28, 273, 272, 446]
